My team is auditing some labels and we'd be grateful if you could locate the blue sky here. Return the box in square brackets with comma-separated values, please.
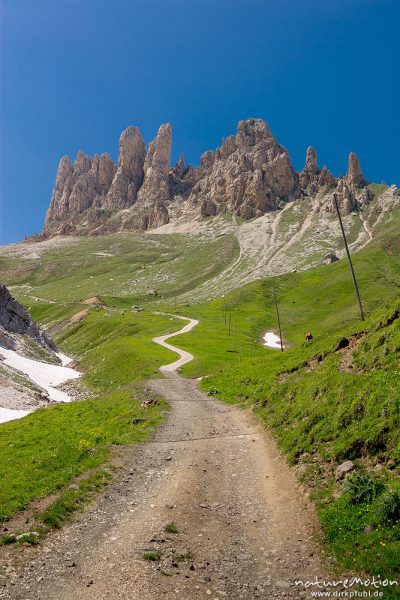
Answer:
[1, 0, 399, 244]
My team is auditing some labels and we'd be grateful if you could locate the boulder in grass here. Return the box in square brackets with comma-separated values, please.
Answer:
[323, 252, 339, 265]
[335, 460, 355, 480]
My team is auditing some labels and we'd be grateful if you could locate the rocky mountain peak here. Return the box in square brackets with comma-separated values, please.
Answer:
[305, 146, 318, 175]
[346, 152, 366, 187]
[128, 123, 173, 230]
[41, 117, 381, 238]
[74, 150, 92, 172]
[55, 156, 73, 187]
[190, 118, 300, 220]
[174, 153, 186, 175]
[136, 123, 172, 208]
[104, 126, 146, 210]
[235, 118, 274, 147]
[300, 146, 318, 188]
[145, 123, 172, 177]
[118, 126, 146, 173]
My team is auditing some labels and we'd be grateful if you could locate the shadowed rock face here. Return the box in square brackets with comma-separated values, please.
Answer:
[41, 118, 378, 238]
[0, 285, 56, 350]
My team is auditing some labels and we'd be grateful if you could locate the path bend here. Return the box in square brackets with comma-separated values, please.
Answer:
[152, 313, 199, 376]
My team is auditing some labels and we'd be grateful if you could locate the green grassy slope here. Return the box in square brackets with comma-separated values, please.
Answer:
[0, 232, 239, 305]
[0, 305, 184, 528]
[170, 234, 400, 585]
[197, 298, 400, 585]
[166, 229, 400, 376]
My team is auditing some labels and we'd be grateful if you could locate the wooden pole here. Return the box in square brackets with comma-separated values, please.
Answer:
[333, 193, 365, 321]
[273, 287, 284, 352]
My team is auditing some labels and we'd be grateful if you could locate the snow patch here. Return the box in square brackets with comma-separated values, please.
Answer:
[263, 331, 284, 350]
[55, 352, 73, 367]
[0, 347, 80, 403]
[0, 407, 32, 424]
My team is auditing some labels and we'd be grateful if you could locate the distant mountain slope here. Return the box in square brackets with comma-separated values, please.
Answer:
[7, 184, 398, 307]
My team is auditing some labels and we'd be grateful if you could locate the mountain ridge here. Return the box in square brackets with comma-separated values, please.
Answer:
[37, 118, 398, 239]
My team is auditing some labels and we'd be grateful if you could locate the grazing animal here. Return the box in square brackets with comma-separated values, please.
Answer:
[305, 332, 313, 341]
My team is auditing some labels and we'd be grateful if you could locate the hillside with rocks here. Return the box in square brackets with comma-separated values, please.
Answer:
[0, 284, 55, 353]
[40, 118, 398, 239]
[0, 285, 80, 417]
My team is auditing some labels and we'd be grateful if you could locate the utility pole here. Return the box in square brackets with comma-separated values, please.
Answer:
[333, 193, 365, 321]
[273, 287, 284, 352]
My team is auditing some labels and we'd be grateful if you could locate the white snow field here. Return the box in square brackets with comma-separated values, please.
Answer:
[0, 347, 80, 411]
[263, 331, 284, 349]
[0, 407, 32, 424]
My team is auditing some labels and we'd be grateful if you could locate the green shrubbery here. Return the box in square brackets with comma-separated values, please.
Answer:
[377, 488, 400, 523]
[345, 470, 386, 505]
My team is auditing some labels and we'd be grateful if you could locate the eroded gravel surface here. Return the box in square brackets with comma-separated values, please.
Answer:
[1, 374, 328, 599]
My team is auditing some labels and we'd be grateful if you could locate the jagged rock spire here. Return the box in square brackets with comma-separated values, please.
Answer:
[136, 123, 172, 209]
[104, 126, 146, 209]
[171, 153, 186, 179]
[346, 152, 365, 186]
[45, 150, 117, 227]
[304, 146, 318, 176]
[300, 146, 318, 187]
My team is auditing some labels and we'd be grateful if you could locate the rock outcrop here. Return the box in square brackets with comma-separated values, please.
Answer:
[346, 152, 365, 187]
[44, 152, 116, 235]
[135, 123, 172, 228]
[104, 126, 146, 210]
[323, 252, 339, 265]
[299, 146, 319, 188]
[299, 146, 336, 192]
[189, 119, 300, 220]
[0, 285, 56, 351]
[40, 118, 385, 238]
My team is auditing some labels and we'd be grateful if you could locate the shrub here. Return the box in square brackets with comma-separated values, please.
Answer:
[375, 488, 400, 522]
[143, 550, 161, 561]
[164, 522, 179, 534]
[344, 470, 385, 505]
[207, 387, 220, 396]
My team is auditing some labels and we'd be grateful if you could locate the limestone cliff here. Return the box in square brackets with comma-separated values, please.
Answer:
[40, 118, 389, 238]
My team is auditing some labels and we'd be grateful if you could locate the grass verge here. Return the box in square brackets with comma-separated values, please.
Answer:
[0, 307, 182, 525]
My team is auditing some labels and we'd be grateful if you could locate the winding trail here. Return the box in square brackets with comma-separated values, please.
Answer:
[1, 317, 328, 600]
[152, 313, 199, 376]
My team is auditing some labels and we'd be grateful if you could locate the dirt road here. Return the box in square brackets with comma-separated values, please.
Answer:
[1, 318, 327, 599]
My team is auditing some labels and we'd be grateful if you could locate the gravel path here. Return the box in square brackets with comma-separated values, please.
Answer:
[1, 319, 328, 599]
